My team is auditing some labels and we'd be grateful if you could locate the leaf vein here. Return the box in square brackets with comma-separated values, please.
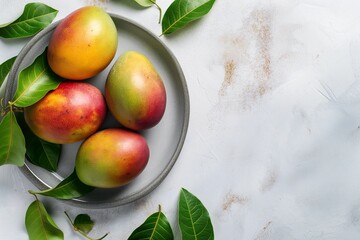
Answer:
[13, 67, 46, 105]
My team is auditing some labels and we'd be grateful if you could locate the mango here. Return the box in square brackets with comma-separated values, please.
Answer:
[24, 82, 106, 144]
[47, 6, 117, 80]
[75, 128, 149, 188]
[105, 51, 166, 130]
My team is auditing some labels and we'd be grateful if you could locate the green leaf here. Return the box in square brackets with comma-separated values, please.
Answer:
[161, 0, 215, 35]
[0, 3, 58, 39]
[16, 113, 60, 172]
[133, 0, 155, 7]
[25, 199, 64, 240]
[0, 57, 16, 109]
[178, 188, 214, 240]
[0, 111, 25, 166]
[0, 56, 16, 86]
[74, 214, 94, 234]
[29, 171, 95, 200]
[128, 205, 174, 240]
[12, 48, 62, 108]
[65, 212, 109, 240]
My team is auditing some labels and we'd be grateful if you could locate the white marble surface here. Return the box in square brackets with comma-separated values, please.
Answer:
[2, 0, 360, 239]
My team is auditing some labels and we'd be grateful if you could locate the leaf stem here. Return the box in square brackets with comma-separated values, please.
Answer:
[76, 228, 109, 240]
[0, 100, 11, 116]
[28, 190, 39, 201]
[64, 211, 74, 225]
[76, 229, 95, 240]
[12, 105, 24, 112]
[149, 0, 162, 24]
[94, 233, 109, 240]
[28, 190, 36, 195]
[5, 102, 24, 113]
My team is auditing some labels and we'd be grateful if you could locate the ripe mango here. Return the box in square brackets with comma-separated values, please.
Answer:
[75, 128, 149, 188]
[47, 6, 117, 80]
[105, 51, 166, 130]
[24, 82, 107, 144]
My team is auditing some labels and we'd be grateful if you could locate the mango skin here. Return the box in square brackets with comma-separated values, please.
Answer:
[47, 6, 118, 80]
[24, 82, 106, 144]
[75, 128, 150, 188]
[105, 51, 166, 130]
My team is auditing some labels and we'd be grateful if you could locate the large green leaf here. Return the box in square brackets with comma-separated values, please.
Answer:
[162, 0, 215, 35]
[178, 188, 214, 240]
[0, 111, 25, 166]
[0, 56, 16, 86]
[128, 205, 174, 240]
[29, 171, 95, 200]
[25, 199, 64, 240]
[16, 113, 60, 172]
[0, 3, 58, 39]
[12, 48, 61, 108]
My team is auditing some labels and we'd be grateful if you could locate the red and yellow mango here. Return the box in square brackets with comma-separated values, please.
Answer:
[47, 6, 117, 80]
[24, 82, 106, 144]
[75, 128, 149, 188]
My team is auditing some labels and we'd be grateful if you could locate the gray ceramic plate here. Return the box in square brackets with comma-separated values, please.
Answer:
[4, 13, 189, 208]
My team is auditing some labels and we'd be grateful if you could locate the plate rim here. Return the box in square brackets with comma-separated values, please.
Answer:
[4, 13, 190, 209]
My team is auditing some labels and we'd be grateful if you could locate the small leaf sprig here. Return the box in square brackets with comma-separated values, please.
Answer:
[26, 192, 108, 240]
[25, 172, 99, 240]
[64, 212, 109, 240]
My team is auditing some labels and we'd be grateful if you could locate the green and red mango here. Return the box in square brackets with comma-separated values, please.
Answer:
[105, 51, 167, 131]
